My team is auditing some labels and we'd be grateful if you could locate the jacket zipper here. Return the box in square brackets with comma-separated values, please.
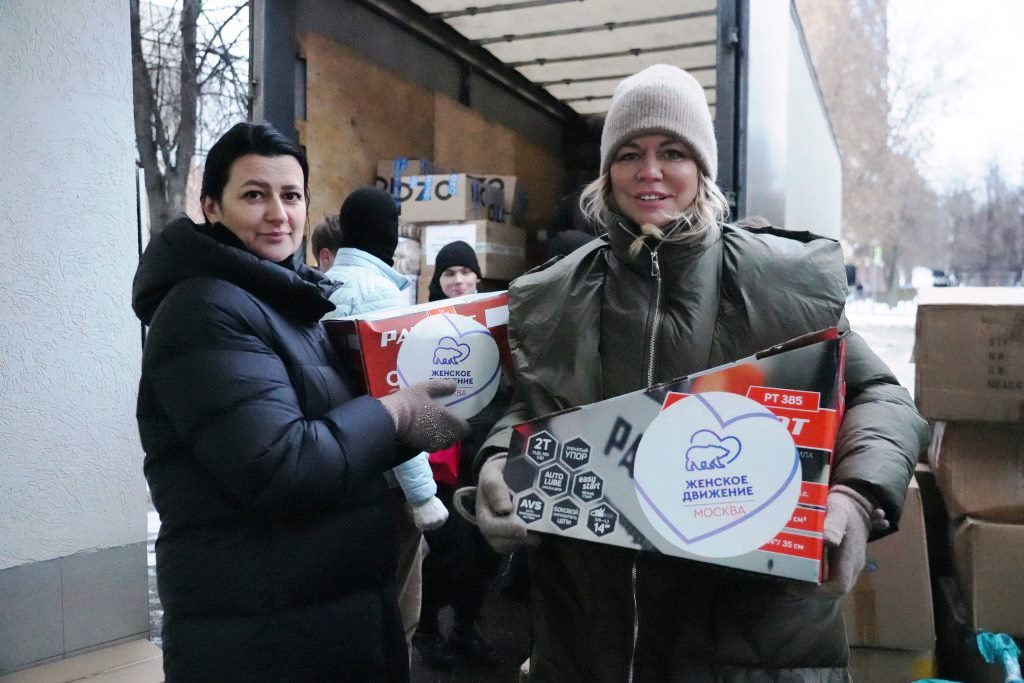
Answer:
[646, 248, 662, 385]
[630, 246, 662, 683]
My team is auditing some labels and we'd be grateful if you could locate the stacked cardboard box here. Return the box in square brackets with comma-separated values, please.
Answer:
[842, 478, 938, 676]
[372, 158, 529, 302]
[374, 158, 436, 197]
[916, 288, 1024, 677]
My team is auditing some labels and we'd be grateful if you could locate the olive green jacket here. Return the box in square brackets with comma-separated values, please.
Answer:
[480, 220, 928, 682]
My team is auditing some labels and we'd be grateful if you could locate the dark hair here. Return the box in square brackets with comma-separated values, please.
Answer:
[428, 241, 481, 301]
[310, 214, 343, 258]
[200, 122, 310, 210]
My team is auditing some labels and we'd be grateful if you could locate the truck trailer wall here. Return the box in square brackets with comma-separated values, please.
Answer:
[268, 0, 566, 252]
[743, 0, 841, 240]
[299, 34, 564, 235]
[783, 3, 841, 238]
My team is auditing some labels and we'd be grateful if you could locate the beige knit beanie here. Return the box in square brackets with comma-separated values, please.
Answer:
[600, 64, 717, 181]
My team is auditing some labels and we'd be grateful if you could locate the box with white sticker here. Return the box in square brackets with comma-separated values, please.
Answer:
[324, 292, 512, 418]
[504, 329, 846, 583]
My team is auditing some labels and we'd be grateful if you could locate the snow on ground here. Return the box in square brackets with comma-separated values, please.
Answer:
[845, 298, 918, 396]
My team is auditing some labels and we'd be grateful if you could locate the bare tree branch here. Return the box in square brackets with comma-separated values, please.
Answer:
[196, 2, 248, 74]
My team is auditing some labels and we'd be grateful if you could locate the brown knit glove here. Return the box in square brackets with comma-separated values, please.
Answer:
[817, 485, 874, 596]
[378, 379, 470, 453]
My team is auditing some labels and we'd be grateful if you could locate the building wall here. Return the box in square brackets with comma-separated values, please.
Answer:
[298, 34, 565, 242]
[0, 0, 148, 673]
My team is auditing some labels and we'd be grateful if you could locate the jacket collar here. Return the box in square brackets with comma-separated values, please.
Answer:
[326, 248, 411, 291]
[603, 214, 719, 276]
[132, 217, 337, 324]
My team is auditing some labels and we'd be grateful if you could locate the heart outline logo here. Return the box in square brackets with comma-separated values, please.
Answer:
[685, 429, 742, 471]
[433, 335, 472, 365]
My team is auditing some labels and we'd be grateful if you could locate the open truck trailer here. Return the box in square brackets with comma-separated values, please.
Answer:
[249, 0, 841, 272]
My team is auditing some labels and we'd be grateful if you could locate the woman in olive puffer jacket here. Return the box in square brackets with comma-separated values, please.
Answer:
[471, 65, 929, 682]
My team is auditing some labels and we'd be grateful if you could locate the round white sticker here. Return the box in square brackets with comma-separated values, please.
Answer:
[395, 313, 501, 419]
[633, 391, 801, 558]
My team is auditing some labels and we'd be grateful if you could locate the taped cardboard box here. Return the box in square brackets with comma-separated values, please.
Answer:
[915, 287, 1024, 422]
[952, 517, 1024, 638]
[504, 329, 846, 583]
[841, 478, 935, 650]
[396, 174, 505, 224]
[374, 158, 436, 196]
[847, 647, 937, 682]
[323, 292, 512, 409]
[420, 221, 527, 281]
[467, 174, 528, 226]
[927, 421, 1024, 523]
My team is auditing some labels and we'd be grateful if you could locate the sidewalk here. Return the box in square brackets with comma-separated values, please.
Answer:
[0, 640, 162, 683]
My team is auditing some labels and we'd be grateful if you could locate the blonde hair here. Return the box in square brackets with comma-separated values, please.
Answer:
[579, 171, 730, 258]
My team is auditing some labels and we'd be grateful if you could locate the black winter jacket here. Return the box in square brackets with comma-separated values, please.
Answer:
[133, 218, 408, 682]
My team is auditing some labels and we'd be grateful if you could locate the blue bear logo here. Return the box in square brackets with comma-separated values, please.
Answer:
[433, 336, 471, 365]
[684, 429, 742, 472]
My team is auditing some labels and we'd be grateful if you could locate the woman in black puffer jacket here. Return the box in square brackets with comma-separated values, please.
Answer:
[132, 122, 467, 682]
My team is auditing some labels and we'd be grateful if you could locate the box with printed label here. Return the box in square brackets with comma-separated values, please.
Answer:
[323, 292, 513, 418]
[420, 221, 527, 281]
[504, 329, 846, 583]
[928, 421, 1024, 523]
[374, 158, 436, 196]
[915, 287, 1024, 422]
[467, 174, 528, 226]
[395, 173, 505, 224]
[841, 478, 935, 650]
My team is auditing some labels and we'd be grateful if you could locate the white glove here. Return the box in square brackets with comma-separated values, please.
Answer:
[476, 456, 531, 554]
[411, 496, 449, 531]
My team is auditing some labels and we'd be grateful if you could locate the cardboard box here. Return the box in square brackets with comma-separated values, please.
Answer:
[928, 421, 1024, 523]
[374, 158, 436, 195]
[952, 517, 1024, 637]
[420, 221, 527, 281]
[396, 173, 505, 224]
[323, 292, 512, 402]
[841, 478, 935, 650]
[467, 174, 528, 225]
[915, 287, 1024, 422]
[848, 647, 937, 682]
[504, 329, 846, 583]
